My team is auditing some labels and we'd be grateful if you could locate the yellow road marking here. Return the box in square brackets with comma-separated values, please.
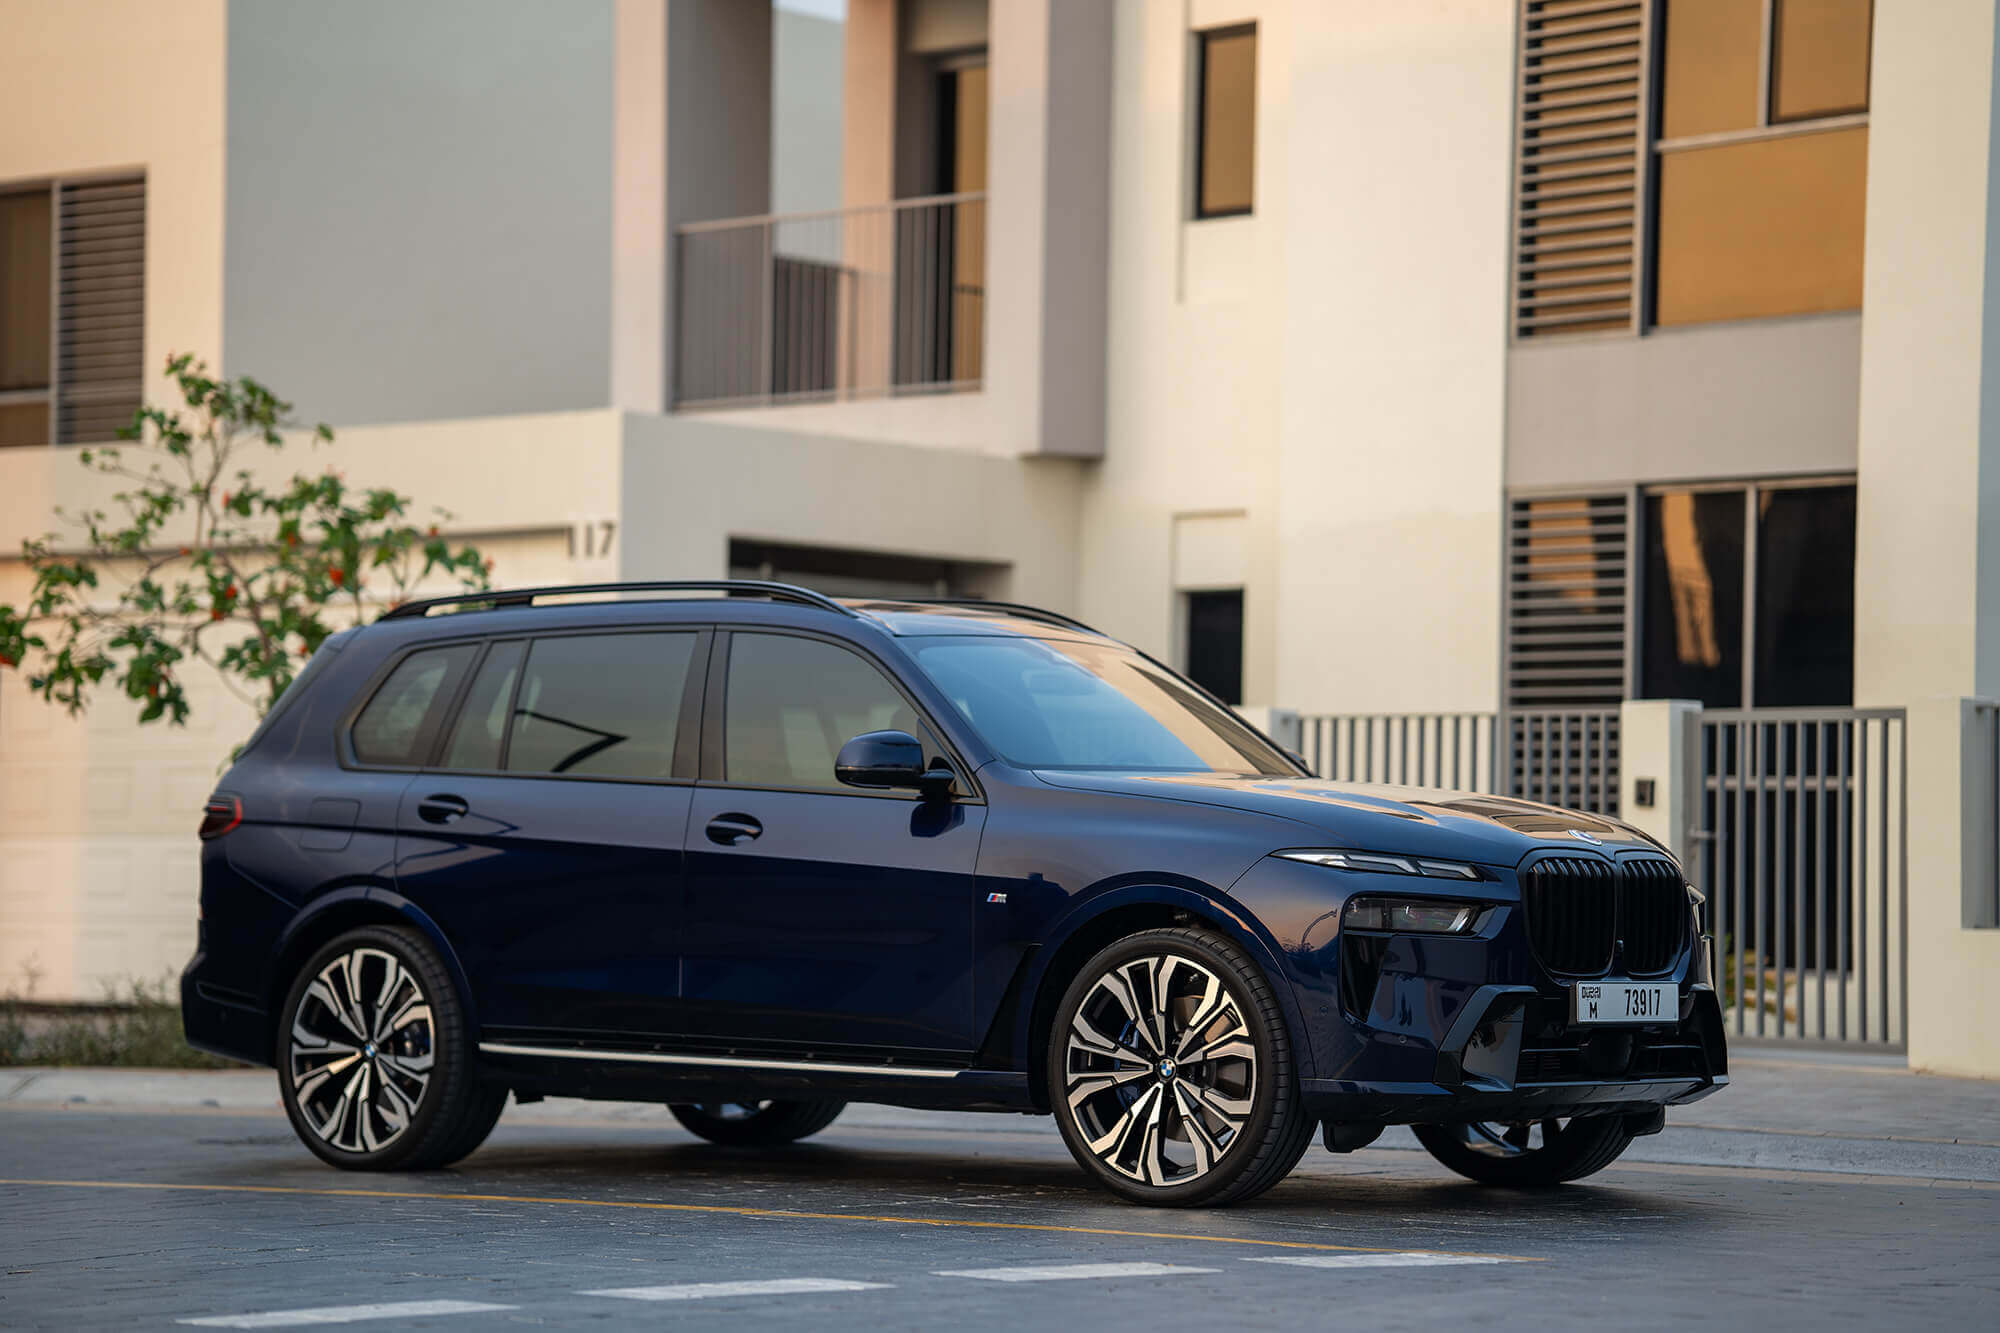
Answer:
[0, 1178, 1544, 1262]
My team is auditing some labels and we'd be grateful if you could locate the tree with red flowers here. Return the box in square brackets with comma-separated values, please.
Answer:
[0, 355, 490, 727]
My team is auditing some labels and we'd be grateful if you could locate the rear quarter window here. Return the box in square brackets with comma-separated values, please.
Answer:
[349, 643, 479, 766]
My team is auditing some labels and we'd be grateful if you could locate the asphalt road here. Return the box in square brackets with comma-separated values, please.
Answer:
[2, 1067, 1997, 1331]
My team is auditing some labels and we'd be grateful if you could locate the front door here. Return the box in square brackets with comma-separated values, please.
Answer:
[392, 629, 704, 1037]
[680, 630, 984, 1057]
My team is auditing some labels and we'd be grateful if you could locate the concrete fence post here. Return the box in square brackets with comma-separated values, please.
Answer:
[1618, 699, 1702, 865]
[1904, 697, 2000, 1077]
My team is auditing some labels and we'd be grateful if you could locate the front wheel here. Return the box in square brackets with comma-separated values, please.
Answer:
[1048, 926, 1315, 1207]
[669, 1099, 846, 1146]
[1412, 1116, 1634, 1186]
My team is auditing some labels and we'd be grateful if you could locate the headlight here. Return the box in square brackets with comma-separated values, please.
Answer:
[1275, 849, 1484, 881]
[1342, 897, 1483, 935]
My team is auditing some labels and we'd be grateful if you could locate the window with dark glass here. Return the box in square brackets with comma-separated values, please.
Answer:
[1184, 589, 1244, 706]
[0, 188, 52, 448]
[1640, 482, 1856, 709]
[1752, 484, 1856, 707]
[440, 639, 526, 771]
[1641, 491, 1747, 707]
[725, 633, 932, 791]
[505, 633, 695, 780]
[0, 176, 145, 446]
[1194, 25, 1256, 219]
[350, 644, 479, 766]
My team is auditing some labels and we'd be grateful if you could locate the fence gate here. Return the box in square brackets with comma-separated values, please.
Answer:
[1687, 708, 1907, 1047]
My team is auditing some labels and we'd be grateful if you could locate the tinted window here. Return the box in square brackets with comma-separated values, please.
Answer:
[911, 637, 1290, 774]
[725, 634, 929, 790]
[350, 644, 477, 766]
[1185, 589, 1244, 706]
[505, 633, 695, 780]
[1641, 490, 1746, 707]
[440, 639, 525, 770]
[1753, 485, 1855, 706]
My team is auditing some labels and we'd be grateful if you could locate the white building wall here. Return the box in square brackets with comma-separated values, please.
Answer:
[1077, 0, 1512, 714]
[1074, 0, 1288, 702]
[1271, 1, 1514, 716]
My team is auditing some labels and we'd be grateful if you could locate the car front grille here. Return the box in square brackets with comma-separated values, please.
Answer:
[1520, 854, 1687, 977]
[1521, 856, 1618, 975]
[1618, 856, 1690, 975]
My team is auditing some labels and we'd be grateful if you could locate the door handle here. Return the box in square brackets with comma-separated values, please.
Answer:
[417, 794, 470, 824]
[705, 813, 763, 846]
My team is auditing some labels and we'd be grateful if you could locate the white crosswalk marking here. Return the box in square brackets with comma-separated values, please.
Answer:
[582, 1277, 892, 1301]
[934, 1262, 1220, 1282]
[177, 1299, 517, 1328]
[1245, 1253, 1517, 1269]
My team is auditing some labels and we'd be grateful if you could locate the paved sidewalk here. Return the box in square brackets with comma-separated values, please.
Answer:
[7, 1046, 1995, 1183]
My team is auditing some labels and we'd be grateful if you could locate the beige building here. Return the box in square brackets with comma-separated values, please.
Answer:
[2, 0, 1997, 1076]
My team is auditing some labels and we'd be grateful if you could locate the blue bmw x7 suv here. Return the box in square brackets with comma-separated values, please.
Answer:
[182, 581, 1726, 1206]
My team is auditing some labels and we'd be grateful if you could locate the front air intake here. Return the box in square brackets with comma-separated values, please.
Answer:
[1520, 856, 1617, 975]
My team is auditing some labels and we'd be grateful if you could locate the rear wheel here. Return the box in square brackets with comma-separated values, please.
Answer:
[1412, 1116, 1634, 1186]
[277, 924, 505, 1171]
[1048, 926, 1314, 1207]
[669, 1099, 846, 1146]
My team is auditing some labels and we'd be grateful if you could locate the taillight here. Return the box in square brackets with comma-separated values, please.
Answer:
[199, 795, 242, 840]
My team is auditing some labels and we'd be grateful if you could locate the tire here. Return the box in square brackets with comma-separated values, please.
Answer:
[1047, 926, 1315, 1207]
[276, 924, 505, 1171]
[669, 1099, 846, 1146]
[1411, 1116, 1635, 1186]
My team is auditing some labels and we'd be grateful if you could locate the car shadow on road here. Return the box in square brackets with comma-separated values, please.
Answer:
[427, 1136, 1724, 1238]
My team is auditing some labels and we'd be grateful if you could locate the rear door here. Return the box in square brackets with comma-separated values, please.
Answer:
[680, 629, 986, 1056]
[389, 628, 706, 1037]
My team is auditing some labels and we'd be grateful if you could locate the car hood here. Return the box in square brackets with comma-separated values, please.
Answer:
[1029, 770, 1666, 867]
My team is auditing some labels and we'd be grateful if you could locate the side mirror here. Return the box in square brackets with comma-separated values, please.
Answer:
[835, 730, 932, 791]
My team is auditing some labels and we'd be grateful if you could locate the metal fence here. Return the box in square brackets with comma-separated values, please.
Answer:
[1688, 708, 1907, 1047]
[674, 192, 986, 410]
[1298, 713, 1501, 792]
[1505, 709, 1621, 815]
[1293, 708, 1620, 815]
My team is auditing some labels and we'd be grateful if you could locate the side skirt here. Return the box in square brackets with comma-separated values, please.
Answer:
[477, 1041, 1037, 1112]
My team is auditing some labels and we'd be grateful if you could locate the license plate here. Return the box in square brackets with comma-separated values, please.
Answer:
[1572, 980, 1672, 1025]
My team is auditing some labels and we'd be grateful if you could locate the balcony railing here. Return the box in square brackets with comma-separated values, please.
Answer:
[674, 192, 986, 411]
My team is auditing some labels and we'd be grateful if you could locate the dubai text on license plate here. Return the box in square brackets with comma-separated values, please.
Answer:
[1572, 980, 1672, 1025]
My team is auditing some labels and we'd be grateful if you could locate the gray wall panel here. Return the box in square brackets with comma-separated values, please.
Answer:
[1507, 314, 1862, 490]
[225, 0, 614, 426]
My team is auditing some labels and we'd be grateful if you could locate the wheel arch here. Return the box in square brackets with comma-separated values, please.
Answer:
[265, 887, 477, 1057]
[1016, 883, 1315, 1111]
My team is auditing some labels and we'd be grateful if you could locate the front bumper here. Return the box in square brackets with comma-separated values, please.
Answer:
[1231, 855, 1728, 1123]
[1298, 984, 1728, 1122]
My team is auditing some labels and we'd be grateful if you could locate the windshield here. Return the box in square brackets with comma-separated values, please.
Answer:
[909, 636, 1294, 774]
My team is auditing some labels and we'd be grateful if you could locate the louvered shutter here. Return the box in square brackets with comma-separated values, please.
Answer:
[1504, 493, 1630, 708]
[1512, 0, 1651, 338]
[56, 176, 145, 444]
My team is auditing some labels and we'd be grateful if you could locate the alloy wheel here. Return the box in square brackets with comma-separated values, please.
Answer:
[1062, 952, 1257, 1187]
[287, 946, 435, 1154]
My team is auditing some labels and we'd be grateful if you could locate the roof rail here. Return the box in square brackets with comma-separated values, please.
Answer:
[380, 580, 857, 621]
[886, 597, 1102, 636]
